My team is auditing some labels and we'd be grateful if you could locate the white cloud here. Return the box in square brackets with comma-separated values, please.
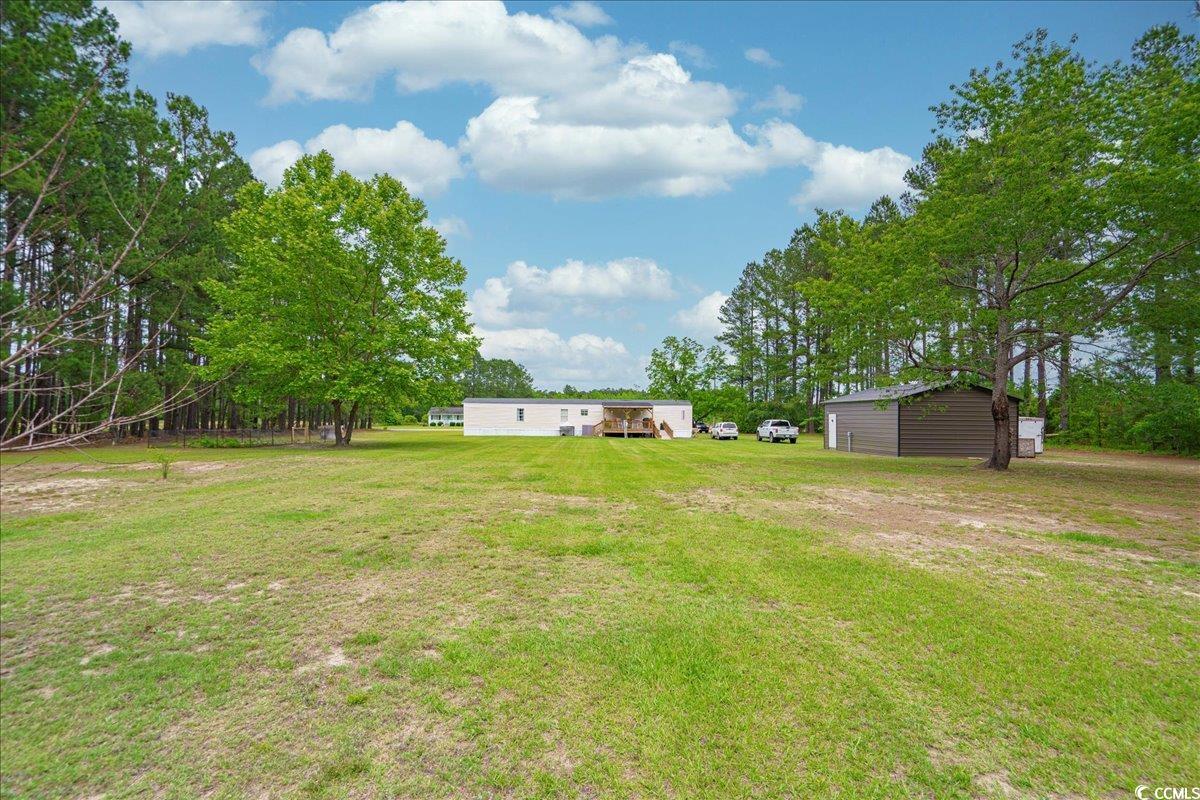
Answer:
[430, 216, 470, 240]
[468, 257, 675, 326]
[791, 143, 913, 210]
[254, 0, 632, 104]
[477, 327, 644, 386]
[103, 1, 266, 58]
[511, 257, 675, 300]
[468, 277, 524, 326]
[672, 291, 727, 339]
[256, 2, 913, 203]
[249, 121, 461, 195]
[463, 101, 812, 199]
[753, 85, 804, 115]
[549, 1, 613, 27]
[733, 121, 911, 211]
[540, 54, 736, 127]
[247, 140, 305, 188]
[744, 47, 780, 67]
[668, 40, 713, 69]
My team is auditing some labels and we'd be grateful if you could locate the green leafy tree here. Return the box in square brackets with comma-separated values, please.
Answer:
[460, 356, 534, 398]
[813, 28, 1198, 469]
[200, 152, 476, 445]
[646, 336, 716, 399]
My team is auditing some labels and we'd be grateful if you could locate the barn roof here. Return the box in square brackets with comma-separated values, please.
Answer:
[824, 381, 1021, 404]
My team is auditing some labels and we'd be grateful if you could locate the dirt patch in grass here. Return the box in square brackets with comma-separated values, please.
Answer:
[0, 477, 119, 514]
[657, 486, 740, 515]
[0, 460, 248, 515]
[516, 490, 636, 515]
[1044, 448, 1200, 474]
[799, 485, 1070, 533]
[723, 483, 1198, 591]
[653, 480, 1195, 581]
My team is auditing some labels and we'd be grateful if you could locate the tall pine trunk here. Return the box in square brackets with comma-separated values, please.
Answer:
[1036, 347, 1047, 418]
[1058, 338, 1071, 432]
[1022, 346, 1031, 398]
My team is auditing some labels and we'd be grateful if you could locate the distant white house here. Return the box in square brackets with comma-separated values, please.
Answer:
[463, 398, 692, 439]
[427, 406, 463, 426]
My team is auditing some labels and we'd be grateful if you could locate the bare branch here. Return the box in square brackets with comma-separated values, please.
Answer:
[1009, 236, 1140, 300]
[1006, 239, 1198, 369]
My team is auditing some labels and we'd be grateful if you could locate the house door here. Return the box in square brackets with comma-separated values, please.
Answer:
[826, 413, 837, 449]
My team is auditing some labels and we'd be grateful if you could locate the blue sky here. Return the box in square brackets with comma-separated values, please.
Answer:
[105, 0, 1194, 389]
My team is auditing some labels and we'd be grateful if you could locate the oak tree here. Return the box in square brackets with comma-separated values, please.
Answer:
[200, 153, 476, 445]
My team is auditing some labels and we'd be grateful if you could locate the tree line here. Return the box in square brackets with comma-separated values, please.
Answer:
[649, 25, 1199, 465]
[5, 6, 1195, 461]
[2, 1, 473, 449]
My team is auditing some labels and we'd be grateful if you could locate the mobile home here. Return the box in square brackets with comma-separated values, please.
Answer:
[463, 398, 692, 439]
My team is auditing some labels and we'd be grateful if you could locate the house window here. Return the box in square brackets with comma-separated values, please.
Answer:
[681, 410, 685, 420]
[560, 408, 568, 422]
[580, 409, 588, 417]
[517, 408, 524, 422]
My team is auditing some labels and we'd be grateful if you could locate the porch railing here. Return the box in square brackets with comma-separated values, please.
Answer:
[592, 418, 657, 436]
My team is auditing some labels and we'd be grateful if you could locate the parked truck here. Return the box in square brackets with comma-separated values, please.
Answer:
[756, 419, 798, 443]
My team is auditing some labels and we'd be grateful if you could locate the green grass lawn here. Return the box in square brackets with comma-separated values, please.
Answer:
[1, 431, 1197, 799]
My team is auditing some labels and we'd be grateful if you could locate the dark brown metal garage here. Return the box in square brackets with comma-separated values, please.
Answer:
[823, 382, 1020, 457]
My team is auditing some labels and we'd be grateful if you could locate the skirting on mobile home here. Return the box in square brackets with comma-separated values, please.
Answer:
[463, 398, 692, 439]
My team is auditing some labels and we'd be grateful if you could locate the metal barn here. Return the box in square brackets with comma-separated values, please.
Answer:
[823, 383, 1020, 457]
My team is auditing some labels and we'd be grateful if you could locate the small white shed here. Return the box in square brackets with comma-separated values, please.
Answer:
[1018, 416, 1045, 454]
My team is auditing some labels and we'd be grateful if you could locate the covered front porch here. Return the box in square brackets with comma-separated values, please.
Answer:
[591, 404, 673, 439]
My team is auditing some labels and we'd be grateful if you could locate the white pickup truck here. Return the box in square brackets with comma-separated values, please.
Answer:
[757, 419, 799, 443]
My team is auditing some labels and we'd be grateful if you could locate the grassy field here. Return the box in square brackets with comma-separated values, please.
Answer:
[1, 431, 1197, 799]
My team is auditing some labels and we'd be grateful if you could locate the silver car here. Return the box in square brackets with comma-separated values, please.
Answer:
[711, 422, 739, 440]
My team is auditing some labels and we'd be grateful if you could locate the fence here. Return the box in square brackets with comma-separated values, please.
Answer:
[137, 427, 328, 449]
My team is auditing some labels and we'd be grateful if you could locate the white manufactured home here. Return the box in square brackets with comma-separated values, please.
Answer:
[427, 406, 463, 426]
[463, 398, 692, 439]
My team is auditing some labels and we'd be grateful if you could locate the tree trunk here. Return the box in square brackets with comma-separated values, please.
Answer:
[331, 400, 347, 446]
[343, 401, 360, 445]
[1036, 347, 1047, 418]
[985, 386, 1012, 470]
[1022, 347, 1031, 399]
[1152, 284, 1171, 384]
[1, 207, 16, 439]
[984, 276, 1012, 471]
[1058, 338, 1071, 433]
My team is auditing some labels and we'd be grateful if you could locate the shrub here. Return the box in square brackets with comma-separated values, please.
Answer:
[1127, 382, 1200, 455]
[195, 436, 244, 448]
[150, 451, 176, 479]
[1049, 372, 1200, 455]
